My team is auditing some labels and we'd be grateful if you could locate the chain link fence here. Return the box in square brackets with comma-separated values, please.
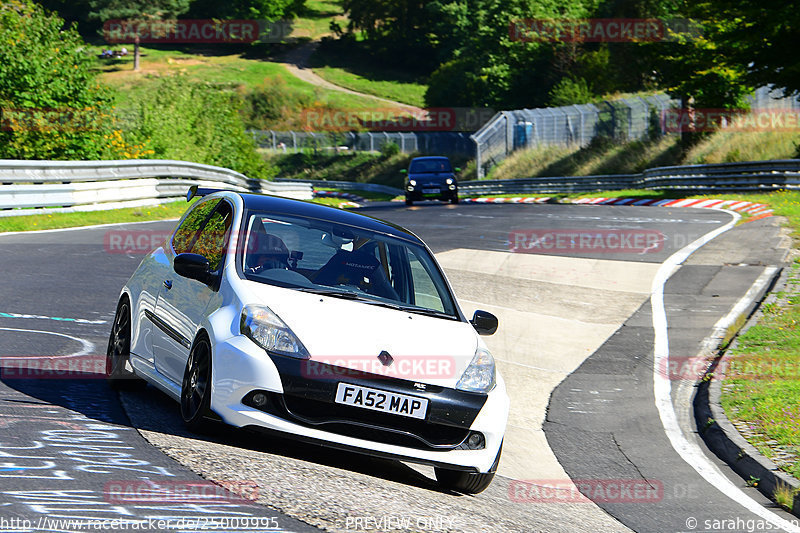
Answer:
[252, 87, 800, 180]
[471, 94, 675, 178]
[472, 88, 800, 179]
[249, 130, 474, 157]
[749, 86, 800, 109]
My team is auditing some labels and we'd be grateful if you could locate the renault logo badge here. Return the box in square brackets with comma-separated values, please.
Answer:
[378, 350, 393, 366]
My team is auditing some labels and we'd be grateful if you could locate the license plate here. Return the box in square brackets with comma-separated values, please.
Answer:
[422, 188, 440, 194]
[335, 383, 428, 420]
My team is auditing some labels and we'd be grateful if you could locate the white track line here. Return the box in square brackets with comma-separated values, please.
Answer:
[0, 327, 94, 357]
[651, 210, 800, 532]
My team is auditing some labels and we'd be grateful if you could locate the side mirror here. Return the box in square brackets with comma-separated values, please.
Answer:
[454, 167, 461, 173]
[470, 310, 498, 335]
[174, 253, 214, 285]
[400, 169, 407, 174]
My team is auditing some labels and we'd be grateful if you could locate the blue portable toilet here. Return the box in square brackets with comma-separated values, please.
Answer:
[514, 121, 534, 149]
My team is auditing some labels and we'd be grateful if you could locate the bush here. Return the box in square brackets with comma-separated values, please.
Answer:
[0, 1, 114, 159]
[120, 75, 274, 179]
[547, 78, 595, 107]
[425, 59, 484, 107]
[380, 141, 400, 157]
[241, 78, 313, 129]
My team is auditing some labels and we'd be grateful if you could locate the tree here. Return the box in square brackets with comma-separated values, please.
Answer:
[694, 0, 800, 96]
[638, 0, 753, 147]
[188, 0, 306, 21]
[89, 0, 191, 70]
[0, 1, 114, 159]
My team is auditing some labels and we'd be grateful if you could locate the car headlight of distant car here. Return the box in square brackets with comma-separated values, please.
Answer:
[240, 304, 310, 359]
[456, 347, 496, 393]
[409, 180, 417, 186]
[446, 178, 454, 185]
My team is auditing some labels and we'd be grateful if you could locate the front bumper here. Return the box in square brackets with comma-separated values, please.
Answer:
[211, 335, 508, 473]
[406, 185, 457, 201]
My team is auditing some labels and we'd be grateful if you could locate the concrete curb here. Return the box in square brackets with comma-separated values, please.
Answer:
[460, 196, 775, 216]
[463, 196, 553, 204]
[571, 197, 773, 218]
[693, 264, 800, 514]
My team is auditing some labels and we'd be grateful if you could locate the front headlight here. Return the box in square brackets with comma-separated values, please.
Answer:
[409, 180, 417, 186]
[446, 178, 454, 185]
[240, 304, 310, 359]
[456, 347, 496, 393]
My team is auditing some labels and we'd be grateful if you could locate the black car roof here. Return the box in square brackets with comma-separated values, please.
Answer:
[234, 192, 421, 242]
[411, 156, 450, 161]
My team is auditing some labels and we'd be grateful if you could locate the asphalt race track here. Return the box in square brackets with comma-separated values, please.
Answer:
[0, 201, 793, 533]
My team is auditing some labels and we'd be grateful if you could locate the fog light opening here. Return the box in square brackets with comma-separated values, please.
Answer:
[467, 432, 485, 450]
[252, 392, 268, 407]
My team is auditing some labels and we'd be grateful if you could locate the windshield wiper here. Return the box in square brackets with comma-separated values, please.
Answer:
[297, 288, 455, 318]
[295, 287, 360, 299]
[404, 307, 453, 319]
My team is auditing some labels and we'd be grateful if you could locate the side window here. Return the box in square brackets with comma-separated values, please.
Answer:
[191, 202, 232, 271]
[172, 199, 220, 255]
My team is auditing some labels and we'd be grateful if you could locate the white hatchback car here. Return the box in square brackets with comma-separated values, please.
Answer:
[107, 187, 508, 493]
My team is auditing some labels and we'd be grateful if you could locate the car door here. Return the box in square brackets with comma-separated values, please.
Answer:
[152, 198, 232, 384]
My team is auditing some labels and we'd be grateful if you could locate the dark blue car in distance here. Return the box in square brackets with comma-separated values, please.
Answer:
[402, 156, 459, 206]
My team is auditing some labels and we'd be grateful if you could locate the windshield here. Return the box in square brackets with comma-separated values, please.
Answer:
[409, 159, 452, 174]
[240, 212, 458, 318]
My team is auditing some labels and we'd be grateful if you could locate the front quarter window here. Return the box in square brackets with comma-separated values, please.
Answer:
[172, 198, 232, 271]
[173, 199, 219, 254]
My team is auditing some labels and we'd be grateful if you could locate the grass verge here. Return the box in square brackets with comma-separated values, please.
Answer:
[290, 0, 348, 40]
[308, 39, 428, 108]
[0, 202, 190, 233]
[720, 256, 800, 479]
[715, 190, 800, 480]
[310, 65, 427, 108]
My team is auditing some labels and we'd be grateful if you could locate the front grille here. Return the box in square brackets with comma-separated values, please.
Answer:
[243, 391, 472, 450]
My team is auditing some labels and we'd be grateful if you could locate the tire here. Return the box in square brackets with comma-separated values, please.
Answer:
[435, 442, 502, 494]
[450, 194, 459, 204]
[106, 297, 147, 390]
[181, 335, 213, 432]
[405, 197, 413, 206]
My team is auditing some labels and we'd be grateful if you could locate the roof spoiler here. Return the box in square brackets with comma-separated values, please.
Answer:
[187, 185, 228, 202]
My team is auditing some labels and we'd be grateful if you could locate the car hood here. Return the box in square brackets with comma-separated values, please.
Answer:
[241, 281, 478, 387]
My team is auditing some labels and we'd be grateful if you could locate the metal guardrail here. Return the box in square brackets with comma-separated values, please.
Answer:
[459, 174, 639, 195]
[273, 179, 403, 197]
[460, 160, 800, 195]
[0, 159, 313, 216]
[3, 158, 797, 216]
